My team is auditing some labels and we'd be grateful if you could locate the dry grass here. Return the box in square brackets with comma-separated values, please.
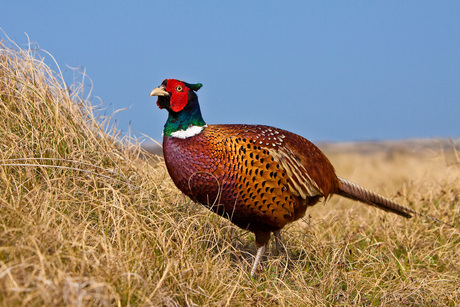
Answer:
[0, 38, 459, 306]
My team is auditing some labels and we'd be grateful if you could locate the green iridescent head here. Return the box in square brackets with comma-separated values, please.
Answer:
[150, 79, 206, 136]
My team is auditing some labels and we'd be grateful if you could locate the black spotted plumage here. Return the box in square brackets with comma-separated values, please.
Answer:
[162, 124, 327, 237]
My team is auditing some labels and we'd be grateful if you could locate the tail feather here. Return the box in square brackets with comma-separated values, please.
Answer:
[337, 177, 454, 227]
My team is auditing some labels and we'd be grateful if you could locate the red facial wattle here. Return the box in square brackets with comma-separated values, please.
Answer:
[166, 79, 190, 112]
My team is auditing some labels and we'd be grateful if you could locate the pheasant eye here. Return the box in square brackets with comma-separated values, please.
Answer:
[176, 85, 183, 92]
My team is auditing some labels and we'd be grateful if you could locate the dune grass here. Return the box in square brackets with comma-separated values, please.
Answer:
[0, 38, 459, 306]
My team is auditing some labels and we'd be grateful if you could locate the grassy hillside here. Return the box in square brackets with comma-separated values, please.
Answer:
[0, 39, 459, 306]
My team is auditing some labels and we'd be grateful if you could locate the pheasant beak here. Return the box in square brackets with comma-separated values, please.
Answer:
[149, 85, 170, 97]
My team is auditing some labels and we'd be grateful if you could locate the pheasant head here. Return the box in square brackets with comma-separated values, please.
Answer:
[150, 79, 206, 138]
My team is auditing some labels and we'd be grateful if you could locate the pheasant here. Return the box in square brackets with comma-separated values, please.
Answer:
[150, 78, 447, 277]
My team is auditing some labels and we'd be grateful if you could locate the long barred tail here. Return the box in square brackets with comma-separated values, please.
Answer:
[337, 177, 454, 227]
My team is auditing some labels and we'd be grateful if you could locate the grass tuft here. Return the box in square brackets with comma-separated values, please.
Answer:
[1, 37, 459, 306]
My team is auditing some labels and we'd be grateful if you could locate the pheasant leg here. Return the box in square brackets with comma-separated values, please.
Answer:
[251, 245, 266, 277]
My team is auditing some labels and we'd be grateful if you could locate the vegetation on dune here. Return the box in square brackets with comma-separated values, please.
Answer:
[0, 38, 459, 306]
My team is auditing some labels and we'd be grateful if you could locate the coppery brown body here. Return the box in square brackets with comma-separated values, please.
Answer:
[163, 124, 340, 246]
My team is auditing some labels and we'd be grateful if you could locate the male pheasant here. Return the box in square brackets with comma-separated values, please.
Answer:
[150, 78, 444, 277]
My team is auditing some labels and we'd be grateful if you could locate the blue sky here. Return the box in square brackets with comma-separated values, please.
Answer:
[2, 1, 460, 142]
